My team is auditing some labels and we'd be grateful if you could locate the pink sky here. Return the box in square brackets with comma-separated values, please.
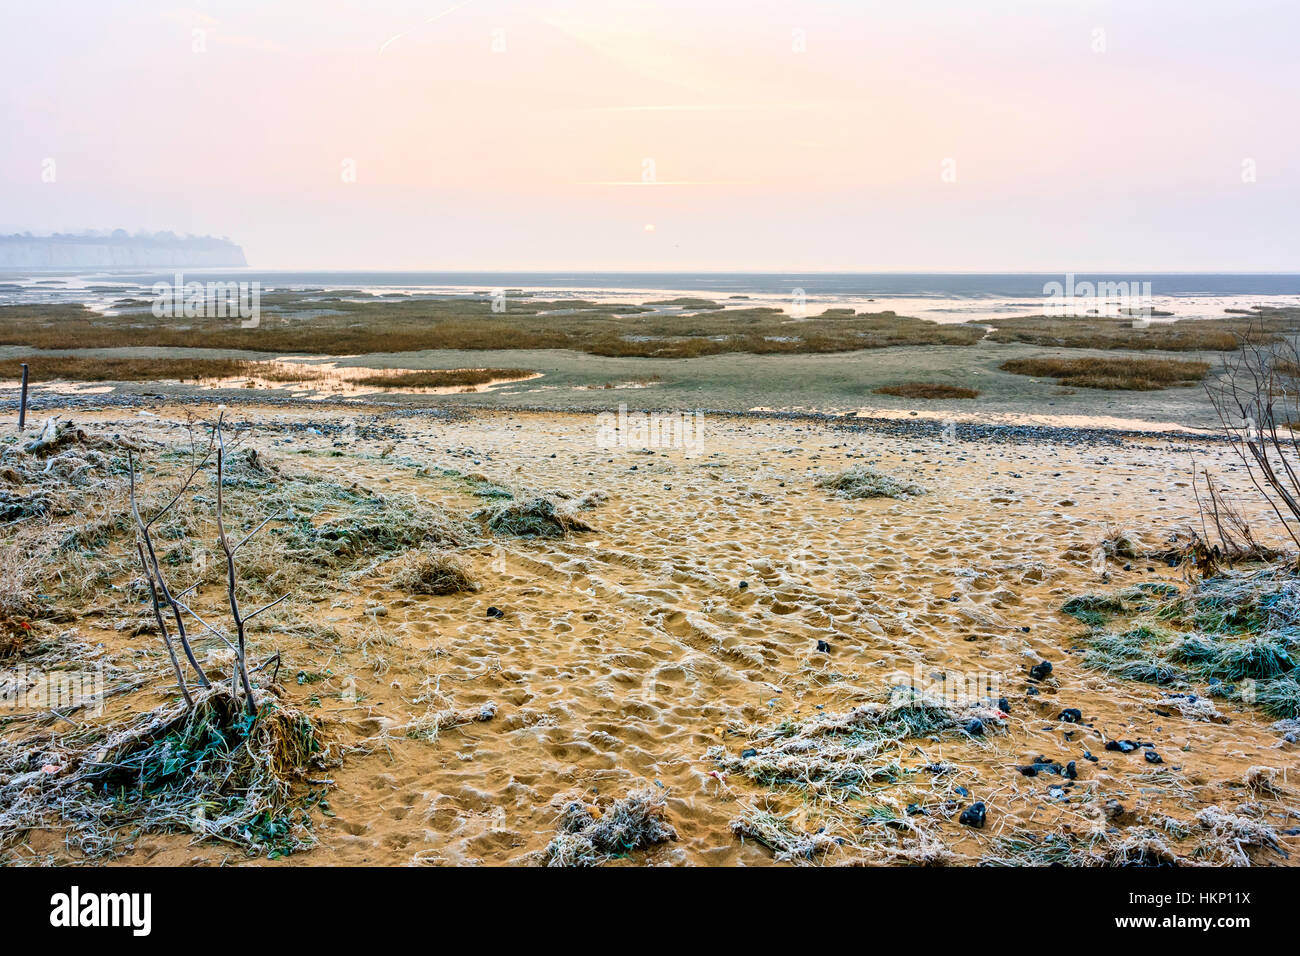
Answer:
[3, 0, 1298, 270]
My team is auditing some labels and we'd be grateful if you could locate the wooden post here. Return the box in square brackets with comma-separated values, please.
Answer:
[18, 363, 28, 431]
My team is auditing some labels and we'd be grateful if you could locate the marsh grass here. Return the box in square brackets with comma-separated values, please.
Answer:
[0, 357, 254, 383]
[351, 368, 535, 389]
[873, 382, 980, 400]
[981, 309, 1300, 351]
[1001, 357, 1210, 390]
[0, 297, 984, 358]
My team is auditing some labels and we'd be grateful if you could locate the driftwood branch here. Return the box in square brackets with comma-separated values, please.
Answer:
[125, 414, 285, 715]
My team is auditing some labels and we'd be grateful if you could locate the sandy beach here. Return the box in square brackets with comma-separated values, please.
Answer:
[3, 399, 1295, 866]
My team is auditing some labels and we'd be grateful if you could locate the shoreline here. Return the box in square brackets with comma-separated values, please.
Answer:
[3, 390, 1230, 449]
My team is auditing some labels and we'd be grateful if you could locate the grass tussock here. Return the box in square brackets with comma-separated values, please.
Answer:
[281, 491, 472, 567]
[543, 788, 677, 866]
[475, 496, 595, 538]
[1000, 357, 1210, 390]
[389, 549, 480, 595]
[873, 383, 979, 400]
[818, 466, 924, 500]
[402, 701, 497, 742]
[1072, 567, 1300, 717]
[0, 688, 330, 859]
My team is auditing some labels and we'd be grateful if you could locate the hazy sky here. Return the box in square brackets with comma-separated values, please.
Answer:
[3, 1, 1298, 271]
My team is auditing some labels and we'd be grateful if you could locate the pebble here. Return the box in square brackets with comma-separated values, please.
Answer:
[1029, 661, 1053, 681]
[486, 606, 505, 619]
[959, 802, 986, 828]
[1058, 708, 1083, 723]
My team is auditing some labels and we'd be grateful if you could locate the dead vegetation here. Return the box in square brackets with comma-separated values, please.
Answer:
[0, 686, 331, 858]
[389, 549, 480, 595]
[1059, 333, 1300, 722]
[710, 690, 1007, 865]
[474, 496, 595, 538]
[542, 788, 677, 866]
[873, 383, 979, 400]
[0, 415, 491, 858]
[1000, 357, 1210, 390]
[817, 466, 924, 500]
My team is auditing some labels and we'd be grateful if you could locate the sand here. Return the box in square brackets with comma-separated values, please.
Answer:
[4, 402, 1298, 866]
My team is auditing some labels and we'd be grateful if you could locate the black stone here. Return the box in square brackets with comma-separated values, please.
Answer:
[959, 802, 987, 828]
[1029, 661, 1053, 681]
